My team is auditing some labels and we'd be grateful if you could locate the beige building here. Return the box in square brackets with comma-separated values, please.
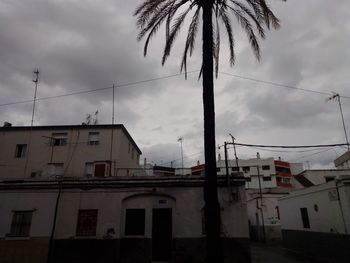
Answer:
[0, 124, 142, 178]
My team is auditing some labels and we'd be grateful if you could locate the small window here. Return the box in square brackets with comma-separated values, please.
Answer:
[216, 167, 221, 172]
[300, 208, 310, 229]
[76, 209, 98, 236]
[245, 177, 251, 182]
[85, 162, 93, 177]
[232, 167, 239, 172]
[52, 133, 68, 146]
[88, 132, 99, 145]
[15, 144, 27, 158]
[276, 177, 282, 182]
[9, 211, 33, 237]
[263, 176, 272, 181]
[125, 209, 145, 236]
[242, 166, 250, 173]
[262, 165, 270, 171]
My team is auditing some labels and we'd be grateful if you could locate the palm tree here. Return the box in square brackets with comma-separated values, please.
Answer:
[134, 1, 283, 262]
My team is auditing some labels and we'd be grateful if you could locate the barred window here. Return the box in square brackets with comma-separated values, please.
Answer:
[10, 211, 33, 237]
[76, 209, 98, 236]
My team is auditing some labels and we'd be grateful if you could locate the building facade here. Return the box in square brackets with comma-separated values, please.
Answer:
[279, 175, 350, 262]
[0, 124, 141, 179]
[0, 177, 250, 263]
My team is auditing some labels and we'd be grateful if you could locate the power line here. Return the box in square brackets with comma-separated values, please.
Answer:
[235, 142, 348, 149]
[0, 70, 199, 108]
[218, 71, 350, 99]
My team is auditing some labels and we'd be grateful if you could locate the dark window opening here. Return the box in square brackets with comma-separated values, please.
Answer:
[51, 133, 68, 146]
[125, 209, 145, 236]
[9, 211, 33, 237]
[300, 208, 310, 229]
[76, 209, 98, 236]
[246, 177, 251, 182]
[216, 167, 221, 172]
[276, 177, 282, 182]
[262, 165, 270, 170]
[325, 177, 335, 182]
[263, 176, 272, 181]
[232, 167, 239, 172]
[15, 144, 27, 158]
[242, 166, 250, 173]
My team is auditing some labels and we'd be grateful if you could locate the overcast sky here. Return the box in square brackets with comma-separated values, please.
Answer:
[1, 0, 350, 169]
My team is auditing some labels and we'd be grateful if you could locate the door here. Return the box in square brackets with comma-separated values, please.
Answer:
[152, 208, 172, 261]
[94, 164, 106, 177]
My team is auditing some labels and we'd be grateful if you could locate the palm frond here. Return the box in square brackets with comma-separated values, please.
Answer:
[162, 1, 195, 65]
[217, 7, 235, 66]
[181, 7, 201, 78]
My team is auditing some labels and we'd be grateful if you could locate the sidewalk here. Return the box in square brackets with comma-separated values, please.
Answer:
[251, 243, 320, 263]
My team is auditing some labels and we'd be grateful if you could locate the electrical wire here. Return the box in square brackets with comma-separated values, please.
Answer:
[218, 71, 350, 99]
[0, 70, 199, 107]
[234, 142, 348, 148]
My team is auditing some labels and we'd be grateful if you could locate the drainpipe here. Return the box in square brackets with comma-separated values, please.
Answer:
[47, 178, 62, 263]
[335, 180, 348, 235]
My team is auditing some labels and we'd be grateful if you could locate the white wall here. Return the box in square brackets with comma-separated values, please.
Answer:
[279, 179, 350, 234]
[0, 183, 249, 240]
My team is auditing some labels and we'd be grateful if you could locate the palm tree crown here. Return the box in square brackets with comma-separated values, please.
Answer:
[135, 0, 283, 76]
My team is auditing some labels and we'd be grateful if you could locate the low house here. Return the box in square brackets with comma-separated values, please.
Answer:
[0, 176, 250, 263]
[279, 174, 350, 262]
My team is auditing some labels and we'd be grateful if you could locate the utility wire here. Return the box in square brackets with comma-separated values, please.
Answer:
[2, 70, 350, 108]
[235, 142, 348, 148]
[0, 70, 199, 107]
[218, 71, 350, 99]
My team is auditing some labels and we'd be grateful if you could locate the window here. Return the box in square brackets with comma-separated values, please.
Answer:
[85, 163, 93, 177]
[276, 177, 282, 182]
[9, 211, 33, 237]
[263, 176, 272, 181]
[262, 165, 270, 171]
[242, 166, 250, 173]
[48, 163, 64, 176]
[232, 167, 239, 172]
[52, 133, 68, 146]
[216, 167, 221, 172]
[76, 209, 98, 236]
[88, 132, 99, 145]
[125, 209, 145, 236]
[300, 208, 310, 229]
[15, 144, 27, 158]
[245, 177, 251, 182]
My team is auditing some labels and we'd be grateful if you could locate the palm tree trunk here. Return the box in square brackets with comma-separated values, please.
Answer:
[202, 1, 222, 262]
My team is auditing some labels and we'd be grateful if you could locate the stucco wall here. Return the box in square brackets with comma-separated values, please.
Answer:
[0, 126, 141, 179]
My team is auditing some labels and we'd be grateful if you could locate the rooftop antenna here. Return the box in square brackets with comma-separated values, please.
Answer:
[24, 69, 39, 177]
[31, 69, 39, 126]
[110, 83, 116, 176]
[327, 93, 349, 151]
[178, 136, 184, 175]
[93, 110, 99, 125]
[85, 114, 92, 125]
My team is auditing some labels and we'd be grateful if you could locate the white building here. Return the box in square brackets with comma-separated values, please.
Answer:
[279, 175, 350, 262]
[0, 177, 250, 263]
[0, 124, 142, 178]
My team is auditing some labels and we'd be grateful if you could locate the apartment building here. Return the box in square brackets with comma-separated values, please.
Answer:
[0, 124, 142, 178]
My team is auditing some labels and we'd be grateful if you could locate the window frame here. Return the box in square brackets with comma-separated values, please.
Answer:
[262, 165, 270, 171]
[76, 209, 98, 237]
[51, 133, 68, 146]
[87, 132, 100, 145]
[300, 207, 310, 229]
[15, 144, 27, 158]
[8, 210, 33, 237]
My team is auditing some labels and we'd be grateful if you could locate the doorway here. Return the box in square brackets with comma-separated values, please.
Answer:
[152, 208, 172, 261]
